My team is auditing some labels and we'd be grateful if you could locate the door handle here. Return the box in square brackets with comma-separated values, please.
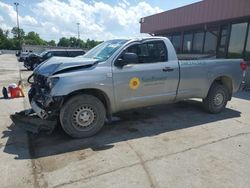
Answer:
[123, 64, 134, 68]
[162, 67, 174, 72]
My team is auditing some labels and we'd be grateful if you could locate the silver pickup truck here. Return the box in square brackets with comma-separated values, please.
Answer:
[12, 37, 247, 138]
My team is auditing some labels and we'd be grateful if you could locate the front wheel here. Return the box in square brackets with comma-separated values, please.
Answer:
[60, 94, 106, 138]
[203, 83, 229, 114]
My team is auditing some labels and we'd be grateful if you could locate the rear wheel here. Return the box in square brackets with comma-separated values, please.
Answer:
[60, 94, 106, 138]
[203, 83, 229, 114]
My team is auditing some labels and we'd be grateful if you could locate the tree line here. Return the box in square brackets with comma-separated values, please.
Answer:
[0, 27, 102, 50]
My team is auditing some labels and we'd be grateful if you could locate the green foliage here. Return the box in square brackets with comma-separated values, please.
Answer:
[57, 37, 71, 47]
[47, 40, 56, 47]
[58, 37, 102, 49]
[0, 27, 102, 50]
[24, 31, 46, 45]
[0, 28, 16, 49]
[11, 27, 25, 38]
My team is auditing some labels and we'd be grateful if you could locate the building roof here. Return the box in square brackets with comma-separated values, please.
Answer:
[140, 0, 250, 34]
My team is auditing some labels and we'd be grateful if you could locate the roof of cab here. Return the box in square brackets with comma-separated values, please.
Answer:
[127, 36, 169, 43]
[46, 49, 85, 52]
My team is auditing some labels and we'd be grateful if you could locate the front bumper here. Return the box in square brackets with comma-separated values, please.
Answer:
[31, 100, 48, 119]
[24, 61, 32, 69]
[28, 75, 64, 119]
[18, 57, 23, 62]
[10, 109, 57, 134]
[29, 87, 64, 119]
[10, 93, 61, 134]
[10, 91, 62, 134]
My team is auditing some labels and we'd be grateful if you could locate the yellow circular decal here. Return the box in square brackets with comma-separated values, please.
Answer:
[129, 77, 140, 90]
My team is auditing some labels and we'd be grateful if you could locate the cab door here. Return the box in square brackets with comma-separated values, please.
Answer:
[112, 40, 179, 111]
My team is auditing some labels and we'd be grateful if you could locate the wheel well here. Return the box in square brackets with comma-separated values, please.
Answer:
[212, 76, 233, 100]
[64, 89, 112, 117]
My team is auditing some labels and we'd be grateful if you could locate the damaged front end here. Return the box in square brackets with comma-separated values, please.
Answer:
[28, 73, 63, 119]
[11, 73, 64, 134]
[11, 56, 98, 134]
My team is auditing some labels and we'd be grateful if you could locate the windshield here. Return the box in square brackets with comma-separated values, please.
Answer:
[39, 51, 48, 56]
[83, 39, 128, 62]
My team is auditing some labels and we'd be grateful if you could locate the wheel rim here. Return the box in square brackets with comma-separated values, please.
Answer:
[72, 105, 96, 131]
[213, 93, 224, 106]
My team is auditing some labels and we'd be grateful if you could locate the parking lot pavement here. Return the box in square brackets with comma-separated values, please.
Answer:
[0, 55, 33, 188]
[1, 54, 250, 188]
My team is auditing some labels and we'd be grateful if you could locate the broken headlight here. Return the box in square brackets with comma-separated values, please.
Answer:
[47, 77, 59, 89]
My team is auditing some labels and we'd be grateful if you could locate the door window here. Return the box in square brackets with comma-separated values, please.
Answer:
[125, 41, 167, 64]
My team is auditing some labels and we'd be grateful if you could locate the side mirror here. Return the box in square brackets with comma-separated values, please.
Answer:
[115, 52, 138, 67]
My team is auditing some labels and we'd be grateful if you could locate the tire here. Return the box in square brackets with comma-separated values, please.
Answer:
[203, 83, 229, 114]
[60, 94, 106, 138]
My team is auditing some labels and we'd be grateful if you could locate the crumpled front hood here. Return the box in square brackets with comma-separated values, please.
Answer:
[34, 56, 98, 77]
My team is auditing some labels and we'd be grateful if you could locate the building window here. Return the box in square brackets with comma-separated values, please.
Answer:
[245, 26, 250, 61]
[217, 25, 229, 58]
[172, 34, 182, 54]
[192, 32, 204, 53]
[204, 30, 218, 54]
[183, 33, 193, 53]
[220, 27, 228, 46]
[165, 35, 172, 42]
[228, 23, 248, 58]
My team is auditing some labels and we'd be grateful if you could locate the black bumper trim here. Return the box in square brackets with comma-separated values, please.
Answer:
[10, 109, 57, 134]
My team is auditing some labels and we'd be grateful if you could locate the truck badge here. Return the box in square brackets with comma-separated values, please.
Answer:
[129, 77, 140, 90]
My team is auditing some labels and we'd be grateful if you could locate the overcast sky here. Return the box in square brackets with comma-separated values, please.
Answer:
[0, 0, 201, 41]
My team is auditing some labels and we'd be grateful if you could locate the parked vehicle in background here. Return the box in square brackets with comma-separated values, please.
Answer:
[18, 51, 30, 62]
[24, 49, 85, 70]
[12, 37, 247, 138]
[16, 51, 20, 57]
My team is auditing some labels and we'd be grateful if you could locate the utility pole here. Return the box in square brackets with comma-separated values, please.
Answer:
[14, 2, 21, 50]
[77, 22, 80, 48]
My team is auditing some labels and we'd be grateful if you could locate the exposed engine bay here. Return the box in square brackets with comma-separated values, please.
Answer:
[28, 73, 63, 120]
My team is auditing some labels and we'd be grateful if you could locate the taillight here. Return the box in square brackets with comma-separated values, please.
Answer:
[240, 61, 248, 71]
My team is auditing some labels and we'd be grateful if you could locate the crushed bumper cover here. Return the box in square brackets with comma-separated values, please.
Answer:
[10, 109, 57, 134]
[31, 100, 49, 119]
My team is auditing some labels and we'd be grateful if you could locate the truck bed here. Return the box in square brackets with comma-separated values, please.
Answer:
[177, 54, 216, 60]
